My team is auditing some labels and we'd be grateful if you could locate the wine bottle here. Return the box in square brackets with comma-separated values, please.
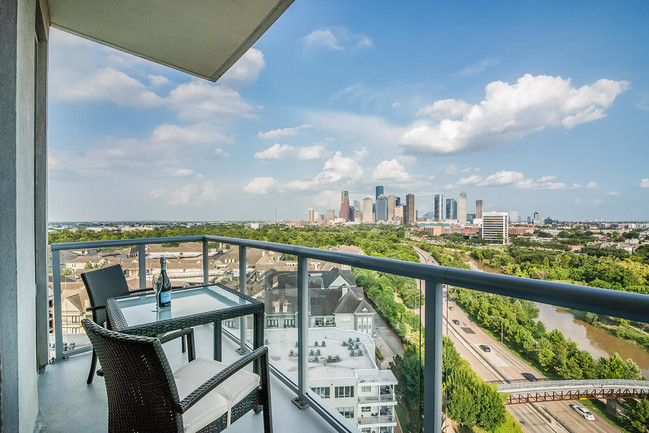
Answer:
[158, 257, 172, 308]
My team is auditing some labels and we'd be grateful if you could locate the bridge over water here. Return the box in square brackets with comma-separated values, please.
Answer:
[497, 379, 649, 404]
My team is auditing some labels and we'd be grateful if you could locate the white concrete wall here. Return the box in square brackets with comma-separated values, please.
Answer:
[0, 0, 48, 431]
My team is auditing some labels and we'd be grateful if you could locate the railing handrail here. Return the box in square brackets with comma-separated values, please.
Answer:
[51, 234, 649, 322]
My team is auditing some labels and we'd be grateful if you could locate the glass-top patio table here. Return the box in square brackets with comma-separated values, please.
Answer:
[106, 283, 264, 365]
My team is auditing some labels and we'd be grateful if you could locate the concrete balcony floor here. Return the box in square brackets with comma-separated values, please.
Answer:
[37, 324, 336, 432]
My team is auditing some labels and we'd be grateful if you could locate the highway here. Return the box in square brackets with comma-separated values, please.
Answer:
[412, 246, 620, 433]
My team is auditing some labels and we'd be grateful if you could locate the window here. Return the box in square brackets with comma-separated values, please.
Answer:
[224, 319, 235, 328]
[266, 319, 278, 328]
[336, 407, 354, 419]
[284, 318, 295, 327]
[311, 387, 330, 399]
[361, 386, 371, 393]
[361, 406, 371, 413]
[361, 429, 371, 433]
[335, 386, 354, 398]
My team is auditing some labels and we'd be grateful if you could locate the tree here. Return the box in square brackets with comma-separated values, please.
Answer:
[628, 399, 649, 433]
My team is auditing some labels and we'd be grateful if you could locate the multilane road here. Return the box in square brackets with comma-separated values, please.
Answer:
[412, 247, 620, 433]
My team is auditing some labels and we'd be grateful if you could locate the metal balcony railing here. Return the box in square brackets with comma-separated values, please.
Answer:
[357, 415, 397, 425]
[358, 394, 396, 404]
[50, 234, 649, 433]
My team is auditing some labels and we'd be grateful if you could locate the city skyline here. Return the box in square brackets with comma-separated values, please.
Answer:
[47, 1, 649, 222]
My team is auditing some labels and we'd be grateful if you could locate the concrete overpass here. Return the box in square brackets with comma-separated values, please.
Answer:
[498, 379, 649, 404]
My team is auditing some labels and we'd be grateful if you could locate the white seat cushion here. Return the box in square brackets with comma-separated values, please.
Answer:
[174, 357, 260, 433]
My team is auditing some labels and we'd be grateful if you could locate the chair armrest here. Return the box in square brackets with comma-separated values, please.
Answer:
[86, 305, 105, 312]
[158, 328, 193, 344]
[179, 346, 268, 413]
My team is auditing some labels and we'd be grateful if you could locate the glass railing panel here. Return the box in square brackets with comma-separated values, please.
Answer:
[147, 240, 205, 287]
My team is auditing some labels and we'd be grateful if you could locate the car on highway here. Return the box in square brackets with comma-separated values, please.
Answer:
[479, 344, 491, 352]
[452, 319, 460, 325]
[569, 404, 595, 420]
[521, 372, 538, 382]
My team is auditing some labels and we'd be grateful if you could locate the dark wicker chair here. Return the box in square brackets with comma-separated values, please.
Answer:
[81, 319, 273, 433]
[81, 264, 194, 384]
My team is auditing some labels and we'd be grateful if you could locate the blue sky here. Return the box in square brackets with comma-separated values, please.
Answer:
[48, 1, 649, 222]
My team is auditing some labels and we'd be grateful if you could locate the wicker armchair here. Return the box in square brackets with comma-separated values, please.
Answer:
[81, 264, 194, 384]
[82, 319, 273, 433]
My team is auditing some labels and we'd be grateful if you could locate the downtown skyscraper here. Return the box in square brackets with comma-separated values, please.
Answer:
[433, 194, 444, 221]
[459, 191, 467, 225]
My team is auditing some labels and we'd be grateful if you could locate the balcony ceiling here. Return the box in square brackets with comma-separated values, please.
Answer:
[48, 0, 294, 81]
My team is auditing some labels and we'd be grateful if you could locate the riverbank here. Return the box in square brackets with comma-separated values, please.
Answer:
[568, 308, 649, 355]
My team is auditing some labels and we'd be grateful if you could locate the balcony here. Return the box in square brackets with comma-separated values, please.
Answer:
[42, 235, 649, 433]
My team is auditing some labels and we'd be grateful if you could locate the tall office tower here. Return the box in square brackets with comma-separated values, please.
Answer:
[387, 195, 396, 221]
[458, 191, 467, 225]
[394, 205, 404, 224]
[509, 210, 519, 223]
[532, 212, 542, 225]
[375, 186, 384, 200]
[339, 196, 350, 221]
[445, 199, 457, 220]
[376, 194, 388, 222]
[341, 190, 348, 203]
[362, 197, 374, 223]
[353, 200, 361, 210]
[433, 194, 444, 221]
[395, 196, 401, 207]
[482, 212, 509, 244]
[353, 208, 362, 223]
[475, 200, 483, 219]
[308, 208, 315, 222]
[405, 194, 415, 225]
[325, 209, 335, 222]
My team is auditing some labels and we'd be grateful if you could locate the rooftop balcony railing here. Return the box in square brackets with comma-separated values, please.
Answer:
[50, 234, 649, 433]
[357, 415, 397, 425]
[358, 394, 396, 404]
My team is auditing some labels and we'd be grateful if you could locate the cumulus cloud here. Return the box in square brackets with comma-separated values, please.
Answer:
[302, 28, 373, 52]
[243, 177, 277, 194]
[607, 191, 620, 196]
[587, 182, 598, 189]
[459, 170, 568, 190]
[457, 175, 482, 185]
[254, 144, 328, 161]
[640, 178, 649, 188]
[219, 48, 265, 88]
[155, 181, 219, 206]
[167, 80, 254, 120]
[258, 124, 311, 139]
[173, 169, 194, 176]
[313, 151, 363, 183]
[57, 68, 163, 109]
[314, 190, 341, 209]
[373, 159, 410, 181]
[148, 75, 170, 86]
[401, 74, 629, 155]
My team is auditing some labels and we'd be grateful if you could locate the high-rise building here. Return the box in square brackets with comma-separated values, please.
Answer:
[339, 195, 350, 221]
[445, 199, 457, 220]
[532, 211, 542, 225]
[326, 209, 335, 222]
[433, 194, 444, 221]
[458, 191, 467, 225]
[395, 196, 401, 207]
[375, 186, 384, 200]
[308, 208, 315, 222]
[376, 194, 388, 222]
[341, 190, 348, 203]
[405, 194, 415, 225]
[353, 208, 362, 223]
[353, 200, 361, 210]
[509, 211, 519, 223]
[394, 205, 404, 224]
[362, 197, 373, 224]
[475, 200, 483, 219]
[482, 212, 509, 244]
[387, 195, 396, 221]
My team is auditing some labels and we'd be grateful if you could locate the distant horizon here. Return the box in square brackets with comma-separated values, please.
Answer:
[48, 1, 649, 222]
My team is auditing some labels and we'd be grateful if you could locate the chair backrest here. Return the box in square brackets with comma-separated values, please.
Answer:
[81, 264, 131, 326]
[81, 319, 183, 433]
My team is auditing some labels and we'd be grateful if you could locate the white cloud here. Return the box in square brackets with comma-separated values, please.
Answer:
[148, 75, 170, 86]
[586, 182, 598, 189]
[302, 28, 373, 52]
[477, 171, 524, 186]
[401, 74, 629, 155]
[212, 148, 230, 159]
[57, 68, 163, 109]
[306, 111, 405, 149]
[219, 48, 265, 88]
[418, 99, 472, 119]
[243, 177, 277, 194]
[373, 160, 410, 181]
[458, 175, 482, 185]
[151, 122, 232, 146]
[155, 181, 219, 206]
[314, 190, 341, 210]
[457, 58, 499, 76]
[354, 147, 369, 160]
[570, 183, 583, 189]
[258, 124, 311, 139]
[254, 144, 328, 161]
[640, 178, 649, 188]
[391, 102, 401, 108]
[607, 191, 620, 196]
[167, 80, 254, 120]
[314, 151, 363, 183]
[174, 169, 194, 176]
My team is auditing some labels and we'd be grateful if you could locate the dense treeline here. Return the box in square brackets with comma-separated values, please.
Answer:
[453, 288, 644, 381]
[49, 224, 420, 262]
[470, 246, 649, 295]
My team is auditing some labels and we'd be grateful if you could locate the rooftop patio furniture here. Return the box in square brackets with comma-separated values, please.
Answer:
[81, 264, 194, 384]
[82, 318, 273, 433]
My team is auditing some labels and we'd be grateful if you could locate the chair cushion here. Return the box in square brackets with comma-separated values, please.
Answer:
[175, 358, 260, 433]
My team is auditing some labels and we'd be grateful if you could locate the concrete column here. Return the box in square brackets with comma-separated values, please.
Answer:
[0, 0, 48, 430]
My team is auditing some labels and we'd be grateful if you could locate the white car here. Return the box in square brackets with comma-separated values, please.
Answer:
[569, 404, 595, 420]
